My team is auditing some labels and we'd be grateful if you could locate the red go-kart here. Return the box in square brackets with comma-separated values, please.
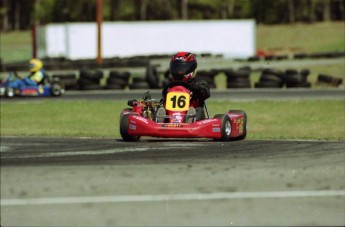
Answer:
[119, 85, 247, 141]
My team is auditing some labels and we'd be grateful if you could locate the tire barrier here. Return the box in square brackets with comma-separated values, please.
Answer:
[254, 68, 312, 88]
[128, 76, 151, 89]
[105, 71, 130, 90]
[1, 51, 344, 73]
[317, 74, 343, 87]
[161, 69, 172, 88]
[196, 70, 218, 88]
[145, 65, 161, 89]
[255, 68, 284, 88]
[284, 69, 311, 88]
[246, 51, 345, 62]
[225, 66, 251, 89]
[78, 69, 104, 90]
[2, 64, 342, 91]
[52, 73, 79, 90]
[254, 68, 284, 88]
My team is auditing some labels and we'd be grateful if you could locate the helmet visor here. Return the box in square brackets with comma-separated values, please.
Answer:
[170, 61, 196, 76]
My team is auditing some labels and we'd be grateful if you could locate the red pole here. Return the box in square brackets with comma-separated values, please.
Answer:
[96, 0, 103, 64]
[32, 23, 37, 58]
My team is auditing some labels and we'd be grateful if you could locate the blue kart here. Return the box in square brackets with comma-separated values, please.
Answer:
[0, 72, 65, 98]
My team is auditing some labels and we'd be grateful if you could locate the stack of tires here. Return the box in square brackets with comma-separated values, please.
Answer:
[128, 64, 161, 89]
[225, 66, 251, 89]
[52, 73, 79, 90]
[145, 65, 160, 88]
[161, 69, 171, 88]
[128, 76, 150, 89]
[196, 70, 218, 88]
[78, 69, 103, 90]
[284, 69, 311, 88]
[255, 68, 284, 88]
[105, 71, 130, 90]
[317, 74, 343, 87]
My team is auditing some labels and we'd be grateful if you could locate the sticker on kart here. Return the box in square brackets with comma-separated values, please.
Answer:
[165, 91, 190, 112]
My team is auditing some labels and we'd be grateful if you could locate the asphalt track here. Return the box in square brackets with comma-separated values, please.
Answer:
[1, 89, 345, 226]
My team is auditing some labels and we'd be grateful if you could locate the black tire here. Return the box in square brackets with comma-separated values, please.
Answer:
[284, 73, 307, 84]
[262, 68, 283, 77]
[237, 66, 251, 74]
[227, 74, 250, 82]
[197, 71, 217, 85]
[5, 88, 15, 98]
[129, 82, 150, 89]
[300, 69, 310, 77]
[161, 78, 171, 88]
[229, 110, 247, 140]
[52, 74, 77, 80]
[146, 65, 160, 88]
[254, 81, 283, 88]
[163, 69, 171, 79]
[286, 82, 311, 88]
[225, 69, 250, 79]
[78, 77, 100, 85]
[80, 69, 103, 80]
[294, 53, 308, 59]
[227, 81, 251, 88]
[132, 77, 146, 83]
[52, 74, 78, 89]
[285, 69, 299, 75]
[79, 84, 103, 90]
[318, 74, 343, 86]
[260, 74, 283, 82]
[317, 74, 334, 83]
[120, 114, 140, 142]
[105, 84, 126, 90]
[109, 71, 130, 81]
[213, 114, 231, 141]
[107, 77, 129, 87]
[58, 78, 78, 87]
[51, 83, 62, 96]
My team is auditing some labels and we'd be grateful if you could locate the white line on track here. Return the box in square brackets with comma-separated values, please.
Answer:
[2, 190, 345, 206]
[0, 147, 170, 158]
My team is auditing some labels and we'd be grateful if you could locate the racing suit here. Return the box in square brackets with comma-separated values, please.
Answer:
[7, 70, 47, 89]
[162, 79, 210, 120]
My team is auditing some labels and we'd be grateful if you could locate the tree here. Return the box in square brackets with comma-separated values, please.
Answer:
[288, 0, 296, 23]
[1, 0, 344, 31]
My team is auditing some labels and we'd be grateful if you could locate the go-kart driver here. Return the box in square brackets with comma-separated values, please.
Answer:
[6, 59, 48, 89]
[157, 52, 210, 122]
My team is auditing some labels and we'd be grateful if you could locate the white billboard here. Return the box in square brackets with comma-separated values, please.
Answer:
[37, 20, 255, 60]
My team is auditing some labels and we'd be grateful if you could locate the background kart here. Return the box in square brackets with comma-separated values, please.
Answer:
[0, 72, 64, 98]
[120, 86, 247, 142]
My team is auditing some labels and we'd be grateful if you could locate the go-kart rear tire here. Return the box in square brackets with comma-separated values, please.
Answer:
[120, 114, 141, 142]
[213, 114, 231, 141]
[51, 83, 62, 96]
[229, 110, 247, 140]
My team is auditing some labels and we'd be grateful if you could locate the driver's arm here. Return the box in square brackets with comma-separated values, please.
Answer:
[28, 71, 44, 84]
[190, 80, 210, 101]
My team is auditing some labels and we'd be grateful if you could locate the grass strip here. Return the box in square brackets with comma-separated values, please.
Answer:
[1, 100, 344, 141]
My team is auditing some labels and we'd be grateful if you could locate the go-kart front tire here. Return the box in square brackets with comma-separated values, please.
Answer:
[120, 114, 141, 142]
[5, 88, 15, 97]
[51, 83, 62, 96]
[213, 114, 232, 141]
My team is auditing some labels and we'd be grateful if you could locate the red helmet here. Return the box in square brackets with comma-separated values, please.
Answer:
[170, 52, 197, 82]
